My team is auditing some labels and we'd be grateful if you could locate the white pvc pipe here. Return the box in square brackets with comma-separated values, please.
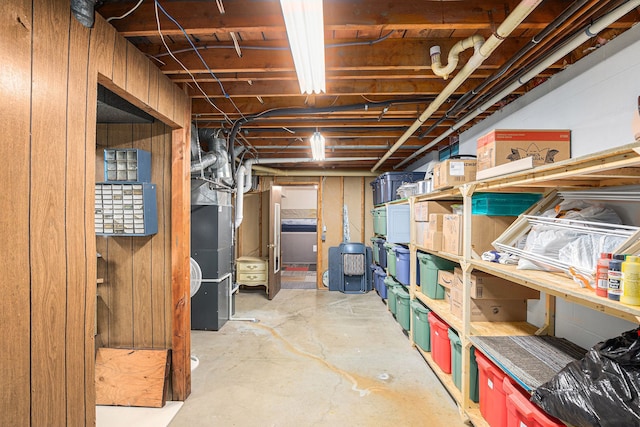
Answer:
[430, 35, 485, 80]
[394, 0, 640, 170]
[371, 0, 543, 172]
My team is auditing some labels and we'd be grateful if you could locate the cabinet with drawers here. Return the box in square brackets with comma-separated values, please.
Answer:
[95, 182, 158, 236]
[236, 256, 268, 293]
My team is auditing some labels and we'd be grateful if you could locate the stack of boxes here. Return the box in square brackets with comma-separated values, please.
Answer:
[447, 268, 540, 321]
[413, 201, 454, 250]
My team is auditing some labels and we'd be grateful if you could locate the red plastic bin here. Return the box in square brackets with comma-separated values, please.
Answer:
[428, 312, 451, 374]
[503, 377, 564, 427]
[476, 350, 511, 427]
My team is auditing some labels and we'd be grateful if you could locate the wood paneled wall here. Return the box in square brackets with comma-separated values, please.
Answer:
[95, 123, 173, 350]
[0, 2, 190, 425]
[238, 176, 374, 287]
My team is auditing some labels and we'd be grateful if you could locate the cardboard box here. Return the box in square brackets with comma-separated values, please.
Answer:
[428, 213, 444, 231]
[433, 158, 477, 190]
[414, 201, 454, 222]
[441, 214, 515, 256]
[453, 267, 540, 299]
[438, 270, 455, 289]
[425, 229, 443, 251]
[414, 221, 428, 247]
[477, 129, 571, 172]
[450, 297, 528, 322]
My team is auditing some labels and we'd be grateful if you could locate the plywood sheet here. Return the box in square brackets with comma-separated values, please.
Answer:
[364, 177, 374, 244]
[95, 348, 170, 408]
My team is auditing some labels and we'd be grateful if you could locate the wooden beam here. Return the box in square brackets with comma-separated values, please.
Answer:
[187, 78, 486, 98]
[99, 0, 583, 37]
[170, 94, 191, 401]
[157, 38, 530, 75]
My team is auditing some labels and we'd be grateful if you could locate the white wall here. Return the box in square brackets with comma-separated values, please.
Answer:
[434, 24, 640, 349]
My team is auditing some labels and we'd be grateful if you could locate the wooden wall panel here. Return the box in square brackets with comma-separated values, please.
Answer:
[132, 124, 154, 348]
[30, 1, 70, 424]
[66, 17, 92, 424]
[2, 2, 192, 423]
[90, 17, 116, 79]
[126, 46, 150, 104]
[147, 66, 160, 113]
[0, 1, 32, 426]
[112, 34, 127, 89]
[97, 123, 174, 351]
[344, 177, 363, 243]
[151, 121, 168, 349]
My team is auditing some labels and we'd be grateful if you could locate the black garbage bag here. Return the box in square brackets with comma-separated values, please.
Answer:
[531, 328, 640, 427]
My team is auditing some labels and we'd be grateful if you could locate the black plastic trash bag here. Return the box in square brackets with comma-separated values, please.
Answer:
[531, 328, 640, 427]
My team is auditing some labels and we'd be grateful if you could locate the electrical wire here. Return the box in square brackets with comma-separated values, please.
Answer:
[106, 0, 144, 22]
[154, 0, 247, 121]
[152, 30, 397, 59]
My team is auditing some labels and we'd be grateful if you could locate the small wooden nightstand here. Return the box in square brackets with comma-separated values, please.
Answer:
[236, 256, 268, 294]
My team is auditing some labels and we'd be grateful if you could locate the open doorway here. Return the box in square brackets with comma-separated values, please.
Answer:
[280, 185, 318, 289]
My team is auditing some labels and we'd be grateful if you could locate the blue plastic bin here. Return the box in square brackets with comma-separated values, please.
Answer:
[394, 246, 411, 285]
[377, 238, 387, 268]
[374, 266, 387, 299]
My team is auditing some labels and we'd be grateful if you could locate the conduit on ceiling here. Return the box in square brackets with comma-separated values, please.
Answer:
[371, 0, 545, 172]
[394, 0, 640, 170]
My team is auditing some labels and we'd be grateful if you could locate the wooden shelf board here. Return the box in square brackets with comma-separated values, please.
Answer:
[471, 321, 538, 337]
[413, 187, 461, 202]
[414, 291, 463, 333]
[413, 247, 462, 264]
[466, 406, 489, 427]
[416, 346, 462, 405]
[470, 260, 640, 323]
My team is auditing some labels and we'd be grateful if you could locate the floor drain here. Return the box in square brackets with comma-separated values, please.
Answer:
[378, 373, 390, 381]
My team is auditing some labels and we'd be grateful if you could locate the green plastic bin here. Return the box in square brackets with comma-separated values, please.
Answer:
[417, 252, 456, 299]
[449, 329, 462, 390]
[448, 329, 479, 402]
[411, 300, 431, 351]
[385, 276, 401, 314]
[384, 242, 397, 277]
[396, 288, 411, 331]
[372, 206, 387, 235]
[469, 347, 480, 402]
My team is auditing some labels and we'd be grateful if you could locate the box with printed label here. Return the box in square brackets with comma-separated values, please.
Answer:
[476, 129, 571, 172]
[438, 270, 455, 289]
[442, 214, 514, 256]
[414, 201, 454, 222]
[453, 267, 540, 299]
[433, 158, 477, 190]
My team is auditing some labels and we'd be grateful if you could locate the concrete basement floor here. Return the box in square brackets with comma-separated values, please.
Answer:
[170, 288, 466, 427]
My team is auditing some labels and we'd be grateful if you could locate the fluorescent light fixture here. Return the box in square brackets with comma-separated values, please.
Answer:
[310, 131, 325, 160]
[279, 0, 326, 94]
